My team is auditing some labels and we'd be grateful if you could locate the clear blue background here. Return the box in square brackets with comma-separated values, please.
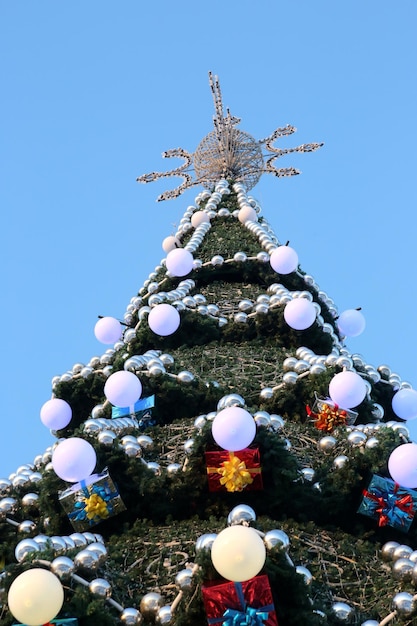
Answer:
[1, 2, 416, 477]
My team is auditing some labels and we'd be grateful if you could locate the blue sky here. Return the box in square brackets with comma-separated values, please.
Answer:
[1, 2, 416, 478]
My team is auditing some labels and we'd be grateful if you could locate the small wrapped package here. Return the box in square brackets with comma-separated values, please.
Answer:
[205, 448, 263, 493]
[306, 395, 357, 432]
[111, 394, 156, 429]
[357, 474, 417, 532]
[202, 574, 278, 625]
[59, 468, 126, 531]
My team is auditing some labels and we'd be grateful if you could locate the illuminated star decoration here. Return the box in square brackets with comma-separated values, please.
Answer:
[137, 72, 323, 201]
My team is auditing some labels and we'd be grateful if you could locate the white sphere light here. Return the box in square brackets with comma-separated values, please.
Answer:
[284, 299, 316, 330]
[52, 437, 97, 483]
[238, 206, 258, 223]
[162, 235, 180, 253]
[8, 568, 64, 626]
[94, 316, 122, 344]
[337, 309, 366, 337]
[166, 248, 194, 277]
[104, 370, 142, 407]
[392, 389, 417, 420]
[40, 398, 72, 430]
[212, 406, 256, 451]
[191, 211, 210, 228]
[388, 443, 417, 488]
[329, 371, 367, 409]
[211, 525, 266, 582]
[148, 303, 181, 336]
[270, 246, 298, 274]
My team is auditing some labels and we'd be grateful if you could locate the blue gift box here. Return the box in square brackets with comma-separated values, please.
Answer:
[111, 394, 156, 429]
[358, 474, 417, 532]
[59, 468, 126, 531]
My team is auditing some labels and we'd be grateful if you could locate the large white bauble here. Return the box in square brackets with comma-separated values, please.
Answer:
[337, 309, 366, 337]
[104, 370, 142, 407]
[8, 568, 64, 626]
[270, 246, 298, 274]
[392, 389, 417, 420]
[284, 299, 316, 330]
[212, 406, 256, 451]
[148, 303, 180, 336]
[40, 398, 72, 430]
[166, 248, 194, 277]
[94, 316, 122, 344]
[211, 525, 266, 582]
[329, 371, 367, 409]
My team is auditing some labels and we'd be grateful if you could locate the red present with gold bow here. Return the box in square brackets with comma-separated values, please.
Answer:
[202, 574, 278, 625]
[205, 447, 263, 493]
[306, 395, 357, 433]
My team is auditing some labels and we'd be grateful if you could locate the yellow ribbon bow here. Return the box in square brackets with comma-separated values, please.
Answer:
[219, 452, 255, 492]
[83, 492, 110, 520]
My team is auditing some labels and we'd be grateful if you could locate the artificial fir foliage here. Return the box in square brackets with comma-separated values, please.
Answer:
[2, 76, 417, 626]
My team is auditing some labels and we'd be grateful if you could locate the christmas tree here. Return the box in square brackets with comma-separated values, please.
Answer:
[2, 72, 417, 626]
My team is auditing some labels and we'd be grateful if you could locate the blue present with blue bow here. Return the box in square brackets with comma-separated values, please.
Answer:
[111, 394, 156, 429]
[358, 474, 417, 532]
[59, 468, 126, 531]
[202, 574, 278, 625]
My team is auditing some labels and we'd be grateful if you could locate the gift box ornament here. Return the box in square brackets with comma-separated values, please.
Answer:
[206, 448, 263, 493]
[202, 574, 278, 626]
[306, 395, 357, 433]
[59, 468, 126, 531]
[358, 474, 417, 532]
[111, 394, 157, 429]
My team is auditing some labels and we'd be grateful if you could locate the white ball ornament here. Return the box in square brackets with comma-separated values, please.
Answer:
[238, 206, 258, 223]
[104, 370, 142, 407]
[388, 443, 417, 488]
[284, 299, 316, 330]
[148, 304, 180, 336]
[337, 309, 366, 337]
[212, 406, 256, 451]
[392, 389, 417, 420]
[94, 316, 122, 344]
[166, 248, 194, 277]
[329, 371, 367, 409]
[191, 211, 210, 228]
[8, 568, 64, 626]
[162, 235, 180, 253]
[52, 437, 97, 483]
[40, 398, 72, 430]
[211, 525, 266, 582]
[270, 246, 298, 274]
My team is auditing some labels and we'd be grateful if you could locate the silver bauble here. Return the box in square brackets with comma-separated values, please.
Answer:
[137, 435, 154, 450]
[194, 415, 207, 429]
[167, 463, 181, 475]
[175, 568, 194, 590]
[13, 474, 30, 488]
[69, 532, 88, 548]
[319, 436, 337, 452]
[140, 592, 164, 619]
[309, 363, 327, 376]
[294, 359, 310, 374]
[160, 353, 175, 366]
[347, 430, 367, 447]
[74, 548, 100, 571]
[365, 437, 379, 449]
[238, 299, 253, 312]
[392, 557, 414, 581]
[392, 422, 410, 438]
[331, 601, 355, 622]
[377, 364, 391, 378]
[18, 519, 37, 534]
[381, 541, 400, 561]
[0, 478, 11, 495]
[211, 255, 224, 266]
[85, 542, 108, 563]
[361, 621, 379, 626]
[254, 411, 271, 428]
[300, 467, 315, 482]
[282, 371, 298, 386]
[295, 565, 313, 586]
[98, 429, 117, 446]
[264, 529, 290, 552]
[32, 534, 50, 551]
[84, 419, 102, 434]
[177, 370, 195, 383]
[217, 394, 245, 410]
[147, 462, 162, 476]
[195, 533, 217, 553]
[89, 577, 112, 598]
[22, 492, 39, 508]
[227, 504, 256, 526]
[15, 538, 40, 562]
[333, 455, 349, 469]
[0, 496, 17, 516]
[156, 605, 173, 625]
[124, 441, 142, 458]
[234, 251, 247, 263]
[392, 544, 413, 561]
[270, 414, 285, 430]
[234, 311, 248, 323]
[183, 439, 195, 455]
[83, 531, 99, 543]
[51, 555, 75, 579]
[260, 387, 274, 400]
[49, 535, 68, 553]
[392, 591, 417, 616]
[120, 607, 143, 625]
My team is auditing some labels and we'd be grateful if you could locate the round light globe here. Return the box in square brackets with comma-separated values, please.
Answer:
[211, 525, 266, 582]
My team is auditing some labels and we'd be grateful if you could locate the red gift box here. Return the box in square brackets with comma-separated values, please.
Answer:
[205, 447, 263, 493]
[202, 574, 278, 625]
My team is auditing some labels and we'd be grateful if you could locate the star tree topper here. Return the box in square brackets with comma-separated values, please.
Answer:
[137, 72, 323, 201]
